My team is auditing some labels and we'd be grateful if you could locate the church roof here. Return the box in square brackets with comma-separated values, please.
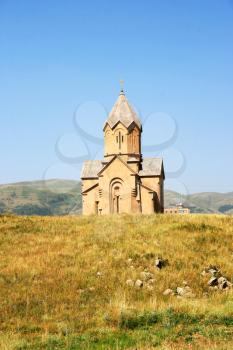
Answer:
[81, 160, 103, 179]
[104, 90, 141, 130]
[139, 157, 164, 177]
[97, 155, 137, 176]
[81, 157, 164, 179]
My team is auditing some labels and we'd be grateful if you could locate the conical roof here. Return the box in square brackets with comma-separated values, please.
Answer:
[104, 91, 141, 130]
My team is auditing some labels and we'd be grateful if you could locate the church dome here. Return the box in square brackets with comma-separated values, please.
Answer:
[104, 90, 141, 130]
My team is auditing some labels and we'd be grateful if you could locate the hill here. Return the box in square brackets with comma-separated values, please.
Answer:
[165, 190, 233, 214]
[0, 179, 82, 216]
[0, 179, 232, 215]
[0, 214, 232, 349]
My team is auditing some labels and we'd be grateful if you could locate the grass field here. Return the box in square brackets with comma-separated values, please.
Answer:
[0, 214, 232, 349]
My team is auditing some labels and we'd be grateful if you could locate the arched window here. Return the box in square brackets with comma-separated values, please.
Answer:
[115, 130, 124, 150]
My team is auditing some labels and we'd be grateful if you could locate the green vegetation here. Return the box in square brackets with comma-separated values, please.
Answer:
[0, 214, 232, 349]
[165, 190, 233, 214]
[0, 201, 6, 213]
[0, 180, 82, 216]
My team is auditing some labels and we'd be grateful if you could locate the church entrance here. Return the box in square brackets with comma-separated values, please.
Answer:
[113, 186, 120, 213]
[110, 179, 123, 214]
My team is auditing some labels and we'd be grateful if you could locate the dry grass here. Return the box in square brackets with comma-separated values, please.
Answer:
[0, 214, 232, 349]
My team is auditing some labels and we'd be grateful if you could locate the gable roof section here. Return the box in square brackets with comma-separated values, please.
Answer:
[139, 157, 164, 178]
[81, 160, 103, 179]
[82, 182, 99, 194]
[104, 91, 141, 130]
[97, 155, 137, 176]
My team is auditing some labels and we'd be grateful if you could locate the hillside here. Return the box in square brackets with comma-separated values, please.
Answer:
[0, 179, 82, 216]
[165, 190, 233, 214]
[0, 214, 232, 349]
[0, 179, 232, 215]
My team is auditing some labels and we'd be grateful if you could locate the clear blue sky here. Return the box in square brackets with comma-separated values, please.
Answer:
[0, 0, 233, 193]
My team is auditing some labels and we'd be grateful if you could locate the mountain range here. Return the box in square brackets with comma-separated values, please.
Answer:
[0, 179, 232, 216]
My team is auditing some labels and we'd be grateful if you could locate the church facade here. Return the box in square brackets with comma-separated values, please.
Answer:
[81, 89, 165, 215]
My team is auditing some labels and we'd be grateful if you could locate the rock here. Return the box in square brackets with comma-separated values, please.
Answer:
[127, 258, 133, 264]
[135, 279, 143, 289]
[177, 287, 186, 296]
[155, 258, 166, 269]
[204, 265, 220, 276]
[219, 281, 228, 290]
[208, 277, 218, 286]
[206, 265, 218, 271]
[140, 271, 154, 282]
[164, 286, 195, 298]
[218, 277, 228, 290]
[177, 286, 195, 298]
[96, 271, 102, 277]
[126, 279, 134, 287]
[209, 268, 219, 276]
[163, 288, 174, 296]
[89, 287, 95, 292]
[218, 276, 227, 284]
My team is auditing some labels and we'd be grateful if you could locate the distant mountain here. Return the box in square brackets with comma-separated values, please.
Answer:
[0, 179, 82, 216]
[165, 190, 233, 214]
[0, 179, 232, 215]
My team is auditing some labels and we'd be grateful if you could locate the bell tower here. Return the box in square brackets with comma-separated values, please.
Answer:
[103, 88, 142, 162]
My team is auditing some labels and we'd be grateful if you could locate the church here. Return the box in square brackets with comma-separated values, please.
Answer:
[81, 88, 165, 215]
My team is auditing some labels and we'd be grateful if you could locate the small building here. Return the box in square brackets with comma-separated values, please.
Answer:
[81, 88, 165, 215]
[164, 203, 190, 214]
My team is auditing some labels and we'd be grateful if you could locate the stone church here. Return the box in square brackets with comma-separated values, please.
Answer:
[81, 89, 165, 215]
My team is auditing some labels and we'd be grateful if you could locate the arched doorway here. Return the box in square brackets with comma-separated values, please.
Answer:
[113, 185, 120, 213]
[110, 179, 123, 214]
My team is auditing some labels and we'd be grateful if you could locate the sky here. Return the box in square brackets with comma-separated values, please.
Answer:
[0, 0, 233, 194]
